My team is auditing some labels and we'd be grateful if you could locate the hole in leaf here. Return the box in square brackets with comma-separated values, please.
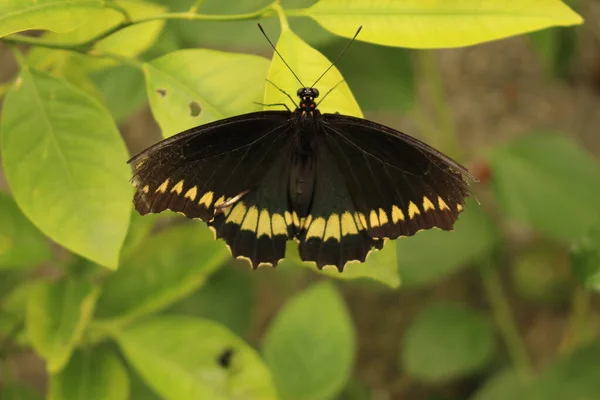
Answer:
[217, 348, 234, 368]
[156, 88, 167, 97]
[189, 101, 202, 117]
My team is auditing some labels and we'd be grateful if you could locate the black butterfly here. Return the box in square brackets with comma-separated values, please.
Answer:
[127, 28, 475, 272]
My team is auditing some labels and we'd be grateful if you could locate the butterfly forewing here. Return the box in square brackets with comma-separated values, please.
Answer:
[320, 113, 471, 241]
[128, 111, 291, 222]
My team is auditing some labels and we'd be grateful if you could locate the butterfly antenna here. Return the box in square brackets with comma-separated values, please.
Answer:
[316, 79, 345, 107]
[258, 24, 305, 88]
[265, 78, 297, 107]
[310, 26, 362, 88]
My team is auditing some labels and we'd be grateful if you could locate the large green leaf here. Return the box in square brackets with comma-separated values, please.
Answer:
[26, 278, 100, 372]
[0, 0, 102, 37]
[91, 65, 148, 123]
[263, 281, 355, 400]
[93, 223, 228, 327]
[397, 200, 499, 286]
[0, 68, 131, 269]
[400, 302, 496, 382]
[301, 0, 583, 48]
[166, 266, 255, 337]
[27, 0, 166, 71]
[489, 132, 600, 241]
[0, 192, 50, 269]
[114, 316, 277, 400]
[49, 346, 129, 400]
[144, 49, 269, 137]
[280, 241, 400, 288]
[264, 24, 362, 117]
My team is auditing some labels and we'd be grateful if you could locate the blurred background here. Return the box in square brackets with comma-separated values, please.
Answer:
[1, 0, 599, 399]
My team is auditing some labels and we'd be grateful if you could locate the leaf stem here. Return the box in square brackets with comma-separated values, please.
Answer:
[480, 258, 533, 381]
[416, 51, 463, 161]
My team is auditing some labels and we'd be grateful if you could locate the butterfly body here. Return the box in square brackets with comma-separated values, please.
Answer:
[128, 87, 474, 271]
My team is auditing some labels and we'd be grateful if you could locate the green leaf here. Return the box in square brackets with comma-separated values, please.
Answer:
[471, 369, 530, 400]
[94, 223, 228, 327]
[280, 241, 400, 288]
[318, 39, 414, 112]
[128, 366, 162, 400]
[26, 277, 100, 372]
[401, 302, 496, 382]
[570, 227, 600, 292]
[27, 0, 166, 71]
[489, 132, 600, 241]
[114, 316, 277, 400]
[144, 49, 269, 137]
[0, 67, 131, 269]
[265, 24, 362, 117]
[118, 211, 158, 262]
[0, 0, 102, 37]
[0, 192, 51, 269]
[531, 340, 600, 399]
[302, 0, 583, 49]
[397, 200, 499, 286]
[263, 281, 355, 400]
[49, 346, 129, 400]
[0, 383, 43, 400]
[166, 266, 255, 337]
[91, 65, 148, 122]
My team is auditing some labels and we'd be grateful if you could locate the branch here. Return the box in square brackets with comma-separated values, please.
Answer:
[1, 1, 278, 53]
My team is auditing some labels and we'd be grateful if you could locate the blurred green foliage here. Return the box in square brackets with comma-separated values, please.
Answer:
[0, 0, 597, 399]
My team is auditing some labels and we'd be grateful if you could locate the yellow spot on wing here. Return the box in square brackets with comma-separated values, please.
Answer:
[423, 196, 435, 211]
[379, 208, 389, 225]
[214, 195, 225, 207]
[438, 196, 450, 211]
[356, 212, 367, 229]
[369, 210, 379, 228]
[324, 214, 341, 241]
[227, 202, 246, 224]
[284, 211, 293, 226]
[184, 186, 197, 201]
[408, 202, 420, 219]
[257, 210, 272, 238]
[306, 217, 326, 239]
[142, 185, 149, 194]
[156, 179, 169, 193]
[392, 205, 404, 223]
[199, 191, 214, 208]
[292, 212, 300, 228]
[171, 180, 184, 195]
[341, 212, 358, 235]
[241, 206, 259, 231]
[456, 203, 463, 212]
[303, 215, 313, 229]
[272, 213, 287, 236]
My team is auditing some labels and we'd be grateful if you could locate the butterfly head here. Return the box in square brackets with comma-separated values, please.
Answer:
[297, 87, 319, 112]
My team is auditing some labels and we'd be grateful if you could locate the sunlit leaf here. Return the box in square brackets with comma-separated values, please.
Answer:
[94, 223, 228, 327]
[144, 49, 269, 136]
[401, 302, 496, 382]
[0, 0, 102, 37]
[26, 278, 99, 372]
[49, 346, 129, 400]
[302, 0, 583, 48]
[0, 68, 131, 269]
[264, 24, 362, 117]
[489, 132, 600, 241]
[263, 281, 355, 399]
[0, 192, 50, 269]
[114, 316, 277, 400]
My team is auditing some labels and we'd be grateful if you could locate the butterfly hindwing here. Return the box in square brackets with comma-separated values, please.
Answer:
[208, 144, 295, 267]
[297, 139, 385, 271]
[321, 113, 472, 241]
[128, 111, 291, 222]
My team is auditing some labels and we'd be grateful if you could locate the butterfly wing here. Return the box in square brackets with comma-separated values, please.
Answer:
[128, 111, 291, 221]
[320, 113, 473, 241]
